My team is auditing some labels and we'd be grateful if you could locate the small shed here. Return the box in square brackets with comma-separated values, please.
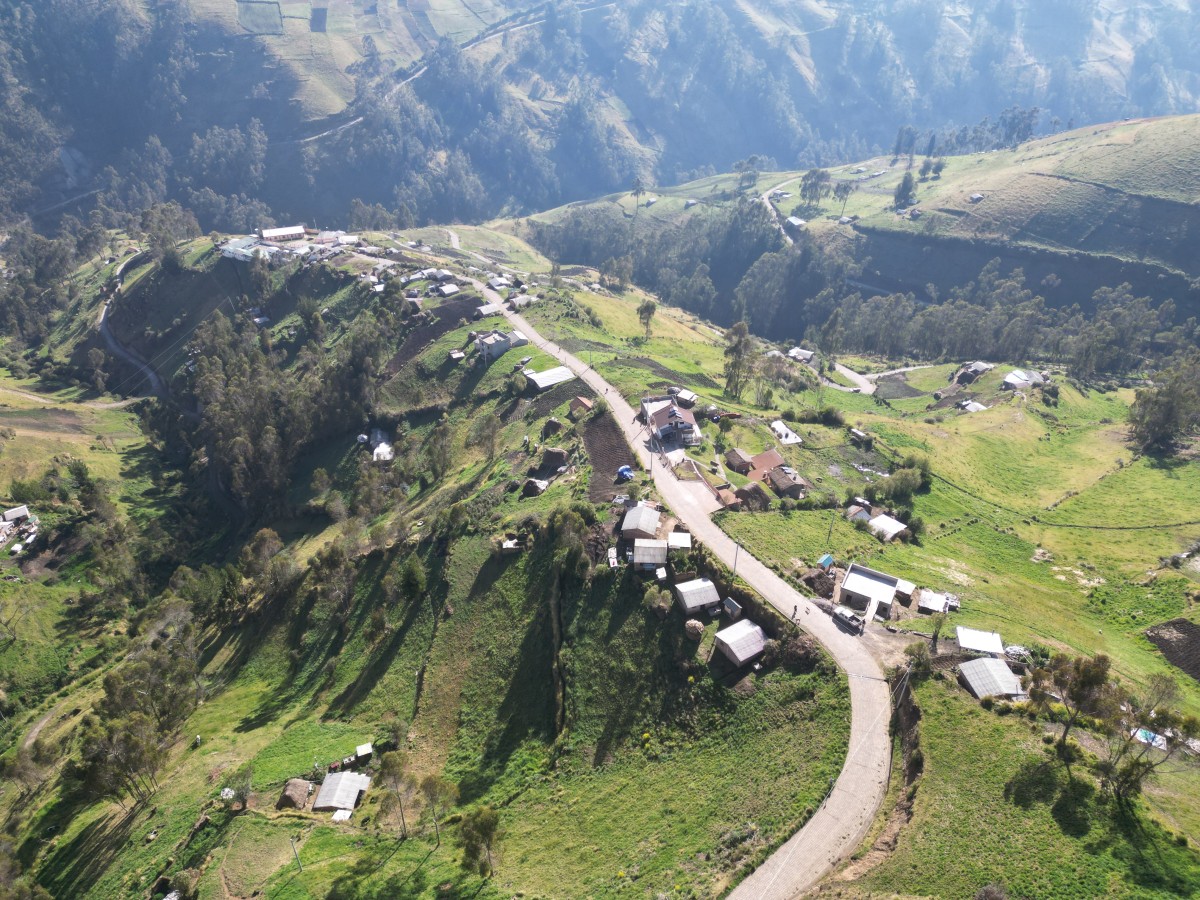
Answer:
[674, 389, 699, 408]
[313, 772, 371, 812]
[714, 619, 767, 667]
[569, 396, 594, 418]
[724, 448, 754, 474]
[717, 489, 741, 509]
[632, 538, 668, 569]
[621, 505, 661, 540]
[667, 531, 693, 551]
[818, 553, 835, 571]
[674, 578, 721, 615]
[277, 778, 312, 810]
[956, 626, 1004, 656]
[918, 591, 951, 614]
[355, 742, 374, 763]
[958, 658, 1023, 699]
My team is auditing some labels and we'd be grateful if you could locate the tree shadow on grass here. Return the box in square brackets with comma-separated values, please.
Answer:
[1004, 758, 1060, 808]
[1093, 802, 1200, 895]
[455, 606, 555, 804]
[1051, 775, 1095, 837]
[34, 806, 138, 898]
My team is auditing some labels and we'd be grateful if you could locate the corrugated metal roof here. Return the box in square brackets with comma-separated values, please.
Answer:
[621, 505, 660, 536]
[715, 619, 766, 665]
[313, 772, 371, 811]
[675, 578, 720, 612]
[959, 658, 1022, 698]
[632, 539, 668, 565]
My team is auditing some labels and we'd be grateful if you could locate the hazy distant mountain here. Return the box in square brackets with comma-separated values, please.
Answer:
[3, 0, 1200, 227]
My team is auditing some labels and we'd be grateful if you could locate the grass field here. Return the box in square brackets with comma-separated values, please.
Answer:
[849, 678, 1200, 899]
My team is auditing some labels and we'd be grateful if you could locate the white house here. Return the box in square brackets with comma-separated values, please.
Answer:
[840, 563, 900, 618]
[674, 578, 722, 615]
[474, 329, 528, 363]
[714, 619, 767, 666]
[868, 514, 908, 542]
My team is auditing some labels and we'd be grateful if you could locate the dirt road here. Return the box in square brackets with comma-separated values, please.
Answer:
[481, 284, 892, 898]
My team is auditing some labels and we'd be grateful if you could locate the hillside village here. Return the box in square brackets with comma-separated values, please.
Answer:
[1, 145, 1200, 898]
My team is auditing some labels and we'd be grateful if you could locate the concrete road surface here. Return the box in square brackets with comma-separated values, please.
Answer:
[475, 282, 893, 899]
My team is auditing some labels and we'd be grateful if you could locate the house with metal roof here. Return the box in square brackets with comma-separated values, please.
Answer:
[621, 504, 661, 540]
[313, 772, 371, 813]
[958, 658, 1023, 699]
[715, 619, 767, 667]
[674, 578, 722, 615]
[632, 538, 668, 569]
[869, 513, 908, 542]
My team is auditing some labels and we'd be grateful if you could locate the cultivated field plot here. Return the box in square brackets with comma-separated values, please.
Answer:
[581, 410, 634, 502]
[1146, 618, 1200, 684]
[237, 0, 284, 34]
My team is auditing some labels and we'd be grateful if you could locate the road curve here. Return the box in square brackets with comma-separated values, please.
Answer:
[478, 283, 892, 898]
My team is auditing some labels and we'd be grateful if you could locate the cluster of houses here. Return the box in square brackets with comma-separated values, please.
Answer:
[724, 447, 811, 503]
[844, 497, 909, 542]
[617, 499, 769, 668]
[2, 505, 37, 556]
[273, 741, 375, 821]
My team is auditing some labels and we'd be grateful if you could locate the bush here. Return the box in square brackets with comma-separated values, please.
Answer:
[980, 696, 995, 710]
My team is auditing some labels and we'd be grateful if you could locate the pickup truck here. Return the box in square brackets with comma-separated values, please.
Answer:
[833, 605, 865, 633]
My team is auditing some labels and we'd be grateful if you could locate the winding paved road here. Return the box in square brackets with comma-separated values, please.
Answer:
[472, 281, 893, 898]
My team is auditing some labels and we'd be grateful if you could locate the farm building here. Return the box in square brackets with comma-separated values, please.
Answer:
[674, 389, 699, 407]
[569, 396, 594, 418]
[961, 401, 988, 413]
[313, 772, 371, 813]
[714, 619, 768, 666]
[674, 578, 722, 616]
[958, 658, 1023, 700]
[474, 303, 504, 318]
[527, 367, 576, 391]
[846, 504, 871, 523]
[718, 489, 741, 509]
[764, 465, 809, 499]
[956, 361, 994, 384]
[3, 506, 30, 524]
[724, 448, 754, 474]
[788, 347, 815, 363]
[621, 504, 661, 540]
[785, 216, 807, 230]
[632, 539, 668, 570]
[1002, 369, 1045, 391]
[957, 626, 1004, 656]
[868, 514, 908, 542]
[436, 283, 460, 297]
[277, 778, 312, 810]
[840, 563, 900, 618]
[918, 591, 952, 614]
[969, 193, 985, 203]
[848, 428, 870, 446]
